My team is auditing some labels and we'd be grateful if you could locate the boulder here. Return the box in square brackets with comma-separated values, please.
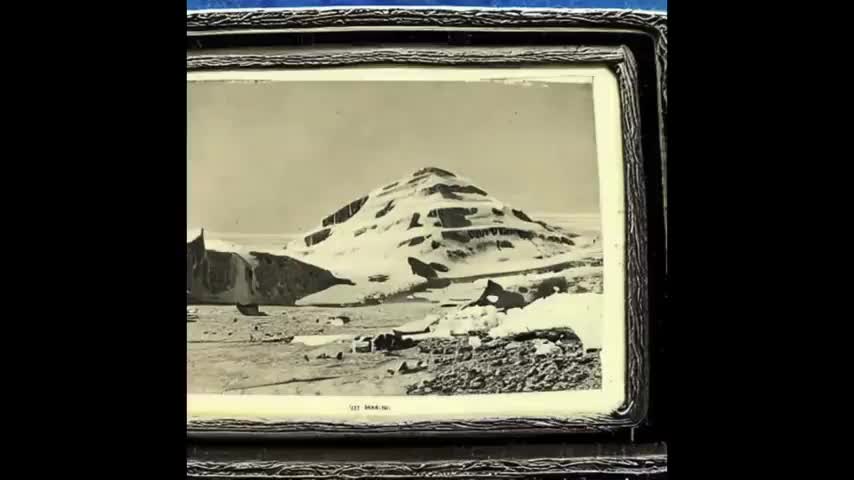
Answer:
[351, 336, 373, 353]
[236, 304, 264, 316]
[408, 257, 438, 279]
[468, 280, 526, 310]
[372, 331, 415, 352]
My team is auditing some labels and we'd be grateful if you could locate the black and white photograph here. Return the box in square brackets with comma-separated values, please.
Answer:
[187, 67, 627, 420]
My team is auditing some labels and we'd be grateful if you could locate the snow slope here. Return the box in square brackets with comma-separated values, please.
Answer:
[285, 167, 601, 305]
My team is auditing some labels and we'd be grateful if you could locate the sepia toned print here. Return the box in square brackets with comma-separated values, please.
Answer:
[187, 71, 616, 402]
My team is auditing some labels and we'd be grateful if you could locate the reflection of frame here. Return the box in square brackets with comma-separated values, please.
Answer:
[186, 7, 666, 445]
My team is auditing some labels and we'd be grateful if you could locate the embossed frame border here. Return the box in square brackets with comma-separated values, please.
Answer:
[188, 441, 668, 478]
[186, 7, 665, 440]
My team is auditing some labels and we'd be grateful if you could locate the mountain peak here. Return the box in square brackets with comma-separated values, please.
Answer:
[411, 167, 457, 178]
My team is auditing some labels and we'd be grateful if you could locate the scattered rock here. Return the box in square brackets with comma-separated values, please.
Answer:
[351, 336, 373, 353]
[369, 274, 389, 283]
[406, 329, 601, 396]
[372, 331, 415, 352]
[326, 316, 351, 327]
[304, 355, 310, 361]
[336, 352, 343, 360]
[236, 304, 266, 316]
[533, 339, 560, 356]
[261, 335, 293, 344]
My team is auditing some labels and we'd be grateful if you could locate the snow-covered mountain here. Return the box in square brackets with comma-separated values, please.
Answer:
[285, 167, 602, 305]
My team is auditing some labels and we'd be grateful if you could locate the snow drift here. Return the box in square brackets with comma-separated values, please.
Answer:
[423, 293, 603, 351]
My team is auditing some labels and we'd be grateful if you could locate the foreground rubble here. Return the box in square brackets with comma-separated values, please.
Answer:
[405, 328, 601, 395]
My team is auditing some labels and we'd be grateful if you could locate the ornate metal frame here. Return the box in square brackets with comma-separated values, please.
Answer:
[186, 7, 666, 448]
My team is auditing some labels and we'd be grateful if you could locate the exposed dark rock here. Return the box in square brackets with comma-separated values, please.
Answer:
[188, 239, 354, 306]
[431, 240, 442, 250]
[492, 208, 505, 216]
[413, 167, 456, 178]
[441, 227, 535, 243]
[204, 250, 238, 293]
[372, 331, 416, 352]
[497, 240, 514, 249]
[535, 220, 555, 232]
[512, 209, 534, 222]
[304, 228, 332, 247]
[534, 276, 570, 300]
[511, 328, 580, 343]
[447, 249, 469, 260]
[408, 257, 438, 279]
[322, 196, 369, 227]
[429, 262, 450, 273]
[423, 183, 488, 199]
[187, 230, 206, 292]
[368, 274, 389, 283]
[425, 278, 452, 289]
[398, 236, 426, 247]
[469, 280, 526, 310]
[375, 200, 395, 218]
[382, 181, 399, 190]
[407, 213, 423, 229]
[427, 207, 478, 228]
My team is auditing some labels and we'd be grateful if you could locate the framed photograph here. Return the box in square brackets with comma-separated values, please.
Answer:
[186, 7, 666, 440]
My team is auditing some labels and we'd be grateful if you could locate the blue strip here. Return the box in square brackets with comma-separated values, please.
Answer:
[188, 1, 667, 11]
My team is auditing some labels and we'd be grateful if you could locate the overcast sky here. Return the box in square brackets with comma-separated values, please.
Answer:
[188, 80, 599, 234]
